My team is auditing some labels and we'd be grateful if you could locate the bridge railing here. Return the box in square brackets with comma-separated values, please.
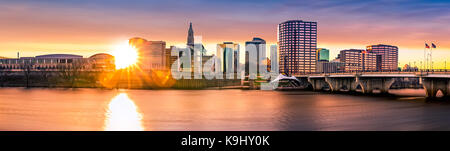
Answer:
[293, 69, 450, 77]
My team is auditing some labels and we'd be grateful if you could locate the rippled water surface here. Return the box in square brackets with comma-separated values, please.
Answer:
[0, 88, 449, 130]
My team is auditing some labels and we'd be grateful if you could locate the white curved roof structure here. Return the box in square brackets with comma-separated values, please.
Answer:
[35, 54, 83, 58]
[270, 74, 300, 83]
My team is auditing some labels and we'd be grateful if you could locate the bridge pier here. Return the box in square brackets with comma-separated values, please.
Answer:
[358, 77, 395, 94]
[325, 77, 358, 92]
[421, 78, 450, 98]
[307, 77, 328, 91]
[308, 77, 331, 91]
[305, 72, 450, 98]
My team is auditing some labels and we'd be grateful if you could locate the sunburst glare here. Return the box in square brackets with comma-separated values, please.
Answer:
[111, 42, 139, 69]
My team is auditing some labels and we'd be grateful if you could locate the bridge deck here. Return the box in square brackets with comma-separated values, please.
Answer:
[296, 71, 450, 78]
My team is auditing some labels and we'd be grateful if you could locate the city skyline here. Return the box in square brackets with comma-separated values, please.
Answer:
[1, 0, 449, 68]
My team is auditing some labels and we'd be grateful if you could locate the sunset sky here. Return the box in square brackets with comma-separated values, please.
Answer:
[1, 0, 449, 68]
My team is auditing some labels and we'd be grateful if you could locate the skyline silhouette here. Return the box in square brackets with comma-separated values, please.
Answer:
[0, 0, 449, 68]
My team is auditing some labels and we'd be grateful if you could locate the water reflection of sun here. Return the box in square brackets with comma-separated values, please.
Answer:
[104, 93, 144, 131]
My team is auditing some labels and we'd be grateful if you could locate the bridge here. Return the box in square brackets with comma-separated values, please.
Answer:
[291, 71, 450, 98]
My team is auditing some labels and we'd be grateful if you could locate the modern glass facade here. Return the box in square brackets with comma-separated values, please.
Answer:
[278, 20, 317, 75]
[245, 37, 266, 75]
[217, 42, 240, 75]
[316, 48, 329, 61]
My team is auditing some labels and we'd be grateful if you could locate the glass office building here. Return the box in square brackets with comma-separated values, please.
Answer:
[316, 48, 329, 61]
[245, 37, 266, 75]
[217, 42, 240, 75]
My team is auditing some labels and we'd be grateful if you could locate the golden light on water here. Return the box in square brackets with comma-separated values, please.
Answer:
[104, 93, 144, 131]
[111, 42, 139, 69]
[98, 39, 176, 89]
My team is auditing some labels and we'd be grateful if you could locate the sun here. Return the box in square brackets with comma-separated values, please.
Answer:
[111, 42, 139, 69]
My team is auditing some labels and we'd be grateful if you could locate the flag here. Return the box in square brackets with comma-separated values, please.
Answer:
[425, 43, 430, 49]
[432, 43, 436, 48]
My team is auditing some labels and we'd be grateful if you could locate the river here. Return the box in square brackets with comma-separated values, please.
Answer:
[0, 88, 449, 130]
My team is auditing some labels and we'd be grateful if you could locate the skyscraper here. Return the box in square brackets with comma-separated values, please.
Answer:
[245, 37, 266, 75]
[366, 44, 398, 71]
[278, 20, 317, 75]
[217, 42, 240, 77]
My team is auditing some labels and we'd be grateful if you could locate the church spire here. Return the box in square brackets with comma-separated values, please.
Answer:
[187, 22, 194, 46]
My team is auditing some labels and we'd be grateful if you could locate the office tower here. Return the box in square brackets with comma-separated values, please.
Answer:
[316, 48, 329, 61]
[217, 42, 240, 75]
[278, 20, 317, 75]
[360, 51, 377, 71]
[129, 37, 166, 70]
[340, 49, 378, 72]
[245, 37, 266, 75]
[366, 44, 398, 71]
[361, 51, 377, 71]
[340, 49, 363, 72]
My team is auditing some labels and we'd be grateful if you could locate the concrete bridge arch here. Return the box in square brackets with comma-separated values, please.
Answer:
[421, 77, 450, 98]
[304, 72, 450, 98]
[357, 77, 396, 94]
[307, 75, 396, 94]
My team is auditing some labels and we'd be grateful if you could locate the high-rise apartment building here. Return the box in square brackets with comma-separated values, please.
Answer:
[366, 44, 398, 71]
[278, 20, 317, 75]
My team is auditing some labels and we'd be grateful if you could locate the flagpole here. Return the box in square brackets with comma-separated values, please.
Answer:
[424, 42, 427, 71]
[428, 47, 430, 70]
[430, 44, 433, 70]
[424, 42, 426, 71]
